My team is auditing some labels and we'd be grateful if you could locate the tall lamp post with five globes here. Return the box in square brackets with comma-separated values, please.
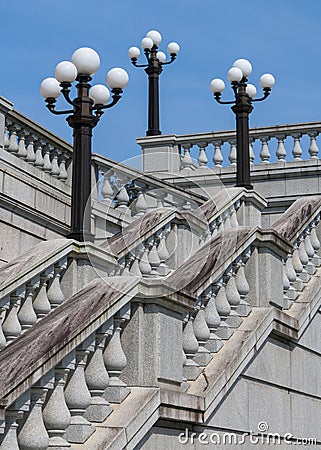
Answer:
[128, 30, 180, 136]
[210, 58, 275, 189]
[40, 47, 129, 242]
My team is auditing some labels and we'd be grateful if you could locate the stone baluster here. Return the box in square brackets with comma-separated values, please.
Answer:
[101, 171, 114, 204]
[291, 242, 305, 293]
[291, 133, 302, 160]
[153, 189, 166, 208]
[204, 287, 223, 353]
[47, 260, 66, 309]
[216, 216, 223, 233]
[197, 142, 208, 168]
[214, 279, 233, 340]
[25, 134, 37, 163]
[297, 235, 310, 282]
[0, 411, 21, 450]
[193, 298, 212, 367]
[222, 210, 231, 230]
[181, 144, 194, 170]
[17, 129, 28, 158]
[120, 255, 131, 276]
[7, 124, 19, 153]
[138, 243, 152, 276]
[148, 235, 161, 275]
[34, 139, 45, 168]
[249, 138, 255, 164]
[310, 218, 321, 267]
[85, 324, 113, 422]
[18, 387, 49, 450]
[228, 140, 237, 166]
[116, 186, 130, 210]
[235, 253, 251, 316]
[134, 191, 148, 216]
[43, 367, 71, 448]
[4, 123, 10, 151]
[157, 224, 171, 276]
[57, 153, 69, 181]
[259, 136, 270, 163]
[282, 259, 294, 309]
[284, 253, 299, 300]
[128, 250, 142, 276]
[0, 306, 7, 348]
[225, 266, 242, 328]
[182, 314, 202, 380]
[33, 272, 52, 320]
[50, 150, 60, 177]
[212, 140, 223, 167]
[275, 134, 287, 161]
[308, 131, 319, 159]
[103, 306, 131, 403]
[2, 290, 24, 343]
[18, 284, 38, 331]
[42, 144, 53, 173]
[210, 220, 218, 237]
[302, 229, 316, 275]
[230, 205, 239, 227]
[64, 348, 95, 443]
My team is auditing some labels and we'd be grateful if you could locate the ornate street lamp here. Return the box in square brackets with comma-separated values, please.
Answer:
[210, 59, 275, 189]
[128, 30, 180, 136]
[40, 47, 129, 242]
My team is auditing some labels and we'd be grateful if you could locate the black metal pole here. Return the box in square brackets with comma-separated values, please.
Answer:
[231, 81, 253, 189]
[145, 47, 162, 136]
[67, 75, 98, 242]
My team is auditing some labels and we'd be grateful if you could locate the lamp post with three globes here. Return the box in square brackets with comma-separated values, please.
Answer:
[210, 58, 275, 189]
[40, 47, 129, 242]
[128, 30, 180, 136]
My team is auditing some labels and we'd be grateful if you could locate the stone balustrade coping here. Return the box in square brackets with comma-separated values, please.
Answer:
[0, 276, 140, 408]
[0, 239, 116, 300]
[271, 196, 321, 243]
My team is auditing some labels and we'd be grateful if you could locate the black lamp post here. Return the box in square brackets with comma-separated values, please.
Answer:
[40, 47, 129, 242]
[128, 30, 180, 136]
[210, 59, 275, 189]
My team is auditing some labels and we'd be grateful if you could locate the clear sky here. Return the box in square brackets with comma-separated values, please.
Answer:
[1, 0, 321, 165]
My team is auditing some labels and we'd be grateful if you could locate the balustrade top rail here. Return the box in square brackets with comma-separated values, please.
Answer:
[137, 121, 321, 146]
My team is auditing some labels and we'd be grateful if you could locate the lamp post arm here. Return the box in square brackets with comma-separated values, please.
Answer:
[60, 83, 76, 106]
[131, 59, 149, 68]
[93, 89, 123, 116]
[251, 88, 271, 103]
[160, 54, 177, 66]
[45, 99, 73, 115]
[213, 93, 235, 105]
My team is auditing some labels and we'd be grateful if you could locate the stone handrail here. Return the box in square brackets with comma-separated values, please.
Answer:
[271, 196, 321, 309]
[0, 97, 73, 183]
[0, 239, 117, 350]
[92, 153, 206, 215]
[137, 121, 321, 173]
[0, 276, 140, 448]
[99, 188, 257, 278]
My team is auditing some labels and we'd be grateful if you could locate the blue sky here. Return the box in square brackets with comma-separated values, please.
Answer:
[1, 0, 321, 164]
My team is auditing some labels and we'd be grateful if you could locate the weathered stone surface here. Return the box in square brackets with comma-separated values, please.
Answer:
[0, 276, 139, 402]
[167, 227, 252, 294]
[100, 208, 175, 257]
[271, 196, 321, 243]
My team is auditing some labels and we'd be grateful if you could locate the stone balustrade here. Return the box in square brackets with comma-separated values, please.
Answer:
[93, 153, 206, 217]
[137, 121, 321, 174]
[100, 188, 250, 278]
[0, 98, 73, 184]
[0, 277, 136, 449]
[271, 196, 321, 309]
[0, 239, 117, 352]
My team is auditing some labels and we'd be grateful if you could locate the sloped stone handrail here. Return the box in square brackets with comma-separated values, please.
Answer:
[0, 239, 117, 350]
